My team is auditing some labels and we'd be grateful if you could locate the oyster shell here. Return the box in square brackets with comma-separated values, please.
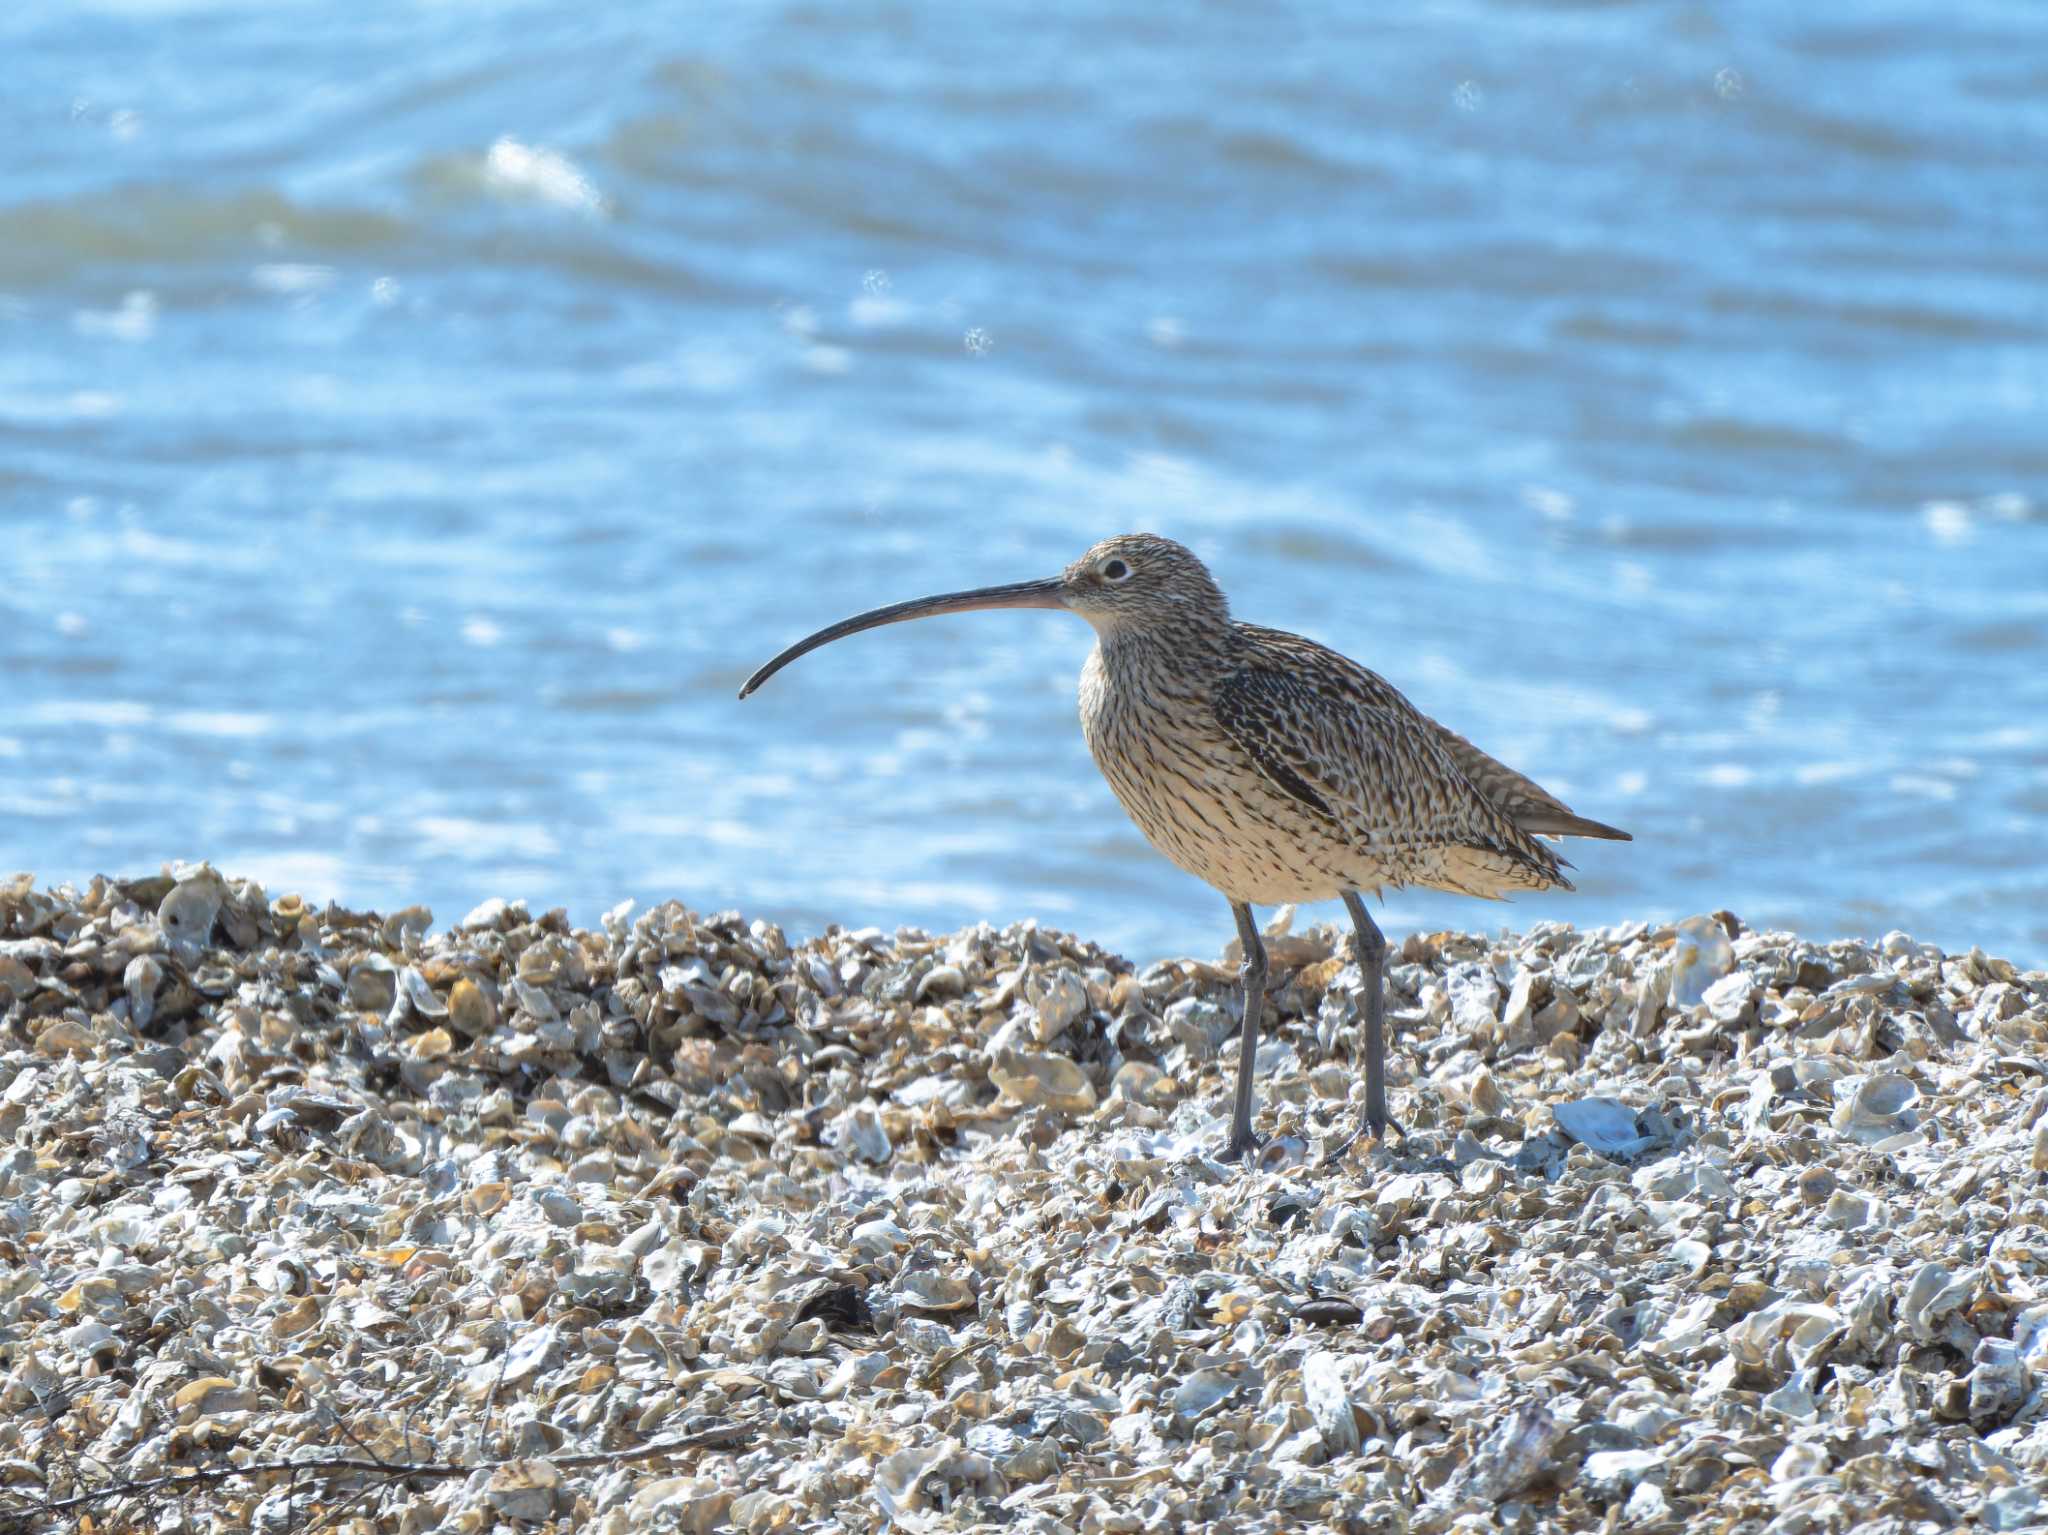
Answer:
[0, 875, 2040, 1533]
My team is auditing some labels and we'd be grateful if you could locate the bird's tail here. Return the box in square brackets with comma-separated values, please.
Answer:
[1517, 810, 1632, 842]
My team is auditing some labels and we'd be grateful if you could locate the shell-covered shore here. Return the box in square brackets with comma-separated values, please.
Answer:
[3, 866, 2047, 1534]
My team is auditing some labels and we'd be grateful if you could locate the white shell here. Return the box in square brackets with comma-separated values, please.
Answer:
[157, 868, 226, 949]
[1666, 914, 1734, 1007]
[1831, 1071, 1920, 1145]
[1300, 1350, 1359, 1455]
[1553, 1097, 1657, 1158]
[1024, 966, 1090, 1043]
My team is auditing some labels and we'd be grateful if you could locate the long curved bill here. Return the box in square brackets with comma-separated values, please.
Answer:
[738, 577, 1067, 698]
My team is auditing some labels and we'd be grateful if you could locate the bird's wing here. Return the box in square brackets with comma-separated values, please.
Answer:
[1209, 666, 1342, 820]
[1214, 630, 1551, 869]
[1224, 624, 1628, 845]
[1426, 722, 1632, 841]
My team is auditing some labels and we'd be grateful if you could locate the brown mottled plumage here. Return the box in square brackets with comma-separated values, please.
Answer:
[740, 532, 1630, 1162]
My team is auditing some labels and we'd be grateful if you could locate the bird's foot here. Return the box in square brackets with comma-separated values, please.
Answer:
[1321, 1110, 1402, 1168]
[1218, 1127, 1266, 1165]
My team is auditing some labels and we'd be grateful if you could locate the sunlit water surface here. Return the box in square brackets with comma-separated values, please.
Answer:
[4, 2, 2045, 965]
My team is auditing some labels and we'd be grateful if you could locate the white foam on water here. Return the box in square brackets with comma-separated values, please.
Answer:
[74, 291, 157, 342]
[165, 712, 274, 739]
[252, 264, 335, 296]
[29, 700, 154, 728]
[483, 137, 606, 215]
[1889, 774, 1959, 802]
[218, 850, 352, 904]
[415, 817, 558, 861]
[1921, 501, 1972, 543]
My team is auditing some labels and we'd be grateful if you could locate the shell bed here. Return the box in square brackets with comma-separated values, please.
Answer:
[1, 865, 2045, 1533]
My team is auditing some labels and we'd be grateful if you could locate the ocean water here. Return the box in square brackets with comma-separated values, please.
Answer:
[4, 2, 2045, 966]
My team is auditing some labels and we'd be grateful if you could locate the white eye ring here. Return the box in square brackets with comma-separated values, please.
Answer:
[1100, 558, 1132, 582]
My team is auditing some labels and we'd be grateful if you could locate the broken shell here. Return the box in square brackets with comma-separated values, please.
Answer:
[1553, 1097, 1661, 1159]
[1163, 995, 1234, 1052]
[1300, 1350, 1360, 1455]
[873, 1441, 960, 1520]
[894, 1270, 976, 1314]
[398, 965, 448, 1019]
[348, 954, 398, 1012]
[122, 954, 164, 1028]
[1581, 1447, 1664, 1500]
[1110, 1060, 1172, 1104]
[1984, 1486, 2046, 1533]
[1966, 1338, 2027, 1425]
[628, 1478, 733, 1530]
[846, 1217, 910, 1259]
[1666, 914, 1734, 1007]
[915, 964, 965, 1002]
[406, 1026, 455, 1060]
[830, 1103, 892, 1163]
[486, 1458, 562, 1522]
[157, 868, 225, 949]
[448, 976, 494, 1036]
[1899, 1261, 1974, 1344]
[1456, 1403, 1563, 1502]
[1024, 966, 1089, 1043]
[988, 1047, 1097, 1114]
[1169, 1367, 1239, 1429]
[1831, 1071, 1920, 1146]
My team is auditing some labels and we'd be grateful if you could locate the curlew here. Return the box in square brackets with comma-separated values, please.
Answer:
[739, 533, 1629, 1162]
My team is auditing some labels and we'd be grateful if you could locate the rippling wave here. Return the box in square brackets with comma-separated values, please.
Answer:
[3, 1, 2044, 962]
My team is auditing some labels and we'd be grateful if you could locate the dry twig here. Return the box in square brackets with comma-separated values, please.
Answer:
[3, 1420, 745, 1524]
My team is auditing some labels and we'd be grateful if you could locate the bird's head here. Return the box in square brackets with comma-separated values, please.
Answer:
[1056, 533, 1230, 635]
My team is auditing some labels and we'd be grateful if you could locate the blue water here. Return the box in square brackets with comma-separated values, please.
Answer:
[4, 2, 2046, 966]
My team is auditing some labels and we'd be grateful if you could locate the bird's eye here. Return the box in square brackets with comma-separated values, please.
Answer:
[1100, 558, 1132, 582]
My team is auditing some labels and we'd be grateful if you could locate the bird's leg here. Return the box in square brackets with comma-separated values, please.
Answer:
[1324, 890, 1400, 1161]
[1342, 891, 1391, 1138]
[1221, 901, 1267, 1163]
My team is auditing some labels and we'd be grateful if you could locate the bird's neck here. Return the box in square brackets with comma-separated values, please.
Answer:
[1093, 619, 1236, 683]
